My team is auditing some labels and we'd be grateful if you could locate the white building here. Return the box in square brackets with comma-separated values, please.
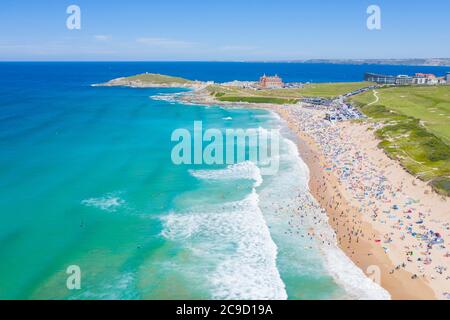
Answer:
[413, 76, 427, 85]
[413, 73, 440, 85]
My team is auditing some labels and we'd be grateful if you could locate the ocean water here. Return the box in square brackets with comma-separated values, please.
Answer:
[2, 62, 444, 299]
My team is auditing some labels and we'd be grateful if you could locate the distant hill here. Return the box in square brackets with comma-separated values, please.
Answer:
[297, 58, 450, 67]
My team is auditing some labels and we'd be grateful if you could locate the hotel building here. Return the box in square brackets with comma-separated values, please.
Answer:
[364, 73, 397, 85]
[259, 74, 284, 89]
[365, 72, 448, 86]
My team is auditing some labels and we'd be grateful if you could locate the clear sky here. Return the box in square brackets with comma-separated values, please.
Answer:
[0, 0, 449, 61]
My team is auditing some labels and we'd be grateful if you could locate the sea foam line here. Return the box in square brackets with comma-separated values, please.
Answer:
[267, 133, 390, 300]
[189, 161, 263, 188]
[81, 193, 125, 212]
[161, 188, 287, 300]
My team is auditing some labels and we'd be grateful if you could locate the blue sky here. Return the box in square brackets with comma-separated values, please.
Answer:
[0, 0, 449, 61]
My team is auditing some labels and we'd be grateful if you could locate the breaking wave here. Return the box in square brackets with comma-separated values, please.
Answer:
[189, 161, 263, 187]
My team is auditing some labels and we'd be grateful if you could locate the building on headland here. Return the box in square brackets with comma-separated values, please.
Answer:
[395, 75, 414, 85]
[365, 72, 448, 86]
[447, 72, 450, 84]
[413, 73, 437, 85]
[413, 73, 447, 85]
[437, 77, 447, 85]
[413, 73, 428, 85]
[259, 74, 284, 89]
[221, 80, 256, 89]
[364, 73, 397, 85]
[364, 73, 413, 85]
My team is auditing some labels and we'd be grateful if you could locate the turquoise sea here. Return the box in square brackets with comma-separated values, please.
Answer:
[4, 62, 447, 299]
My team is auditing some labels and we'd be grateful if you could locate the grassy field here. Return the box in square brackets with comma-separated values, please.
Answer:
[207, 82, 374, 104]
[293, 82, 375, 98]
[124, 73, 194, 84]
[350, 86, 450, 196]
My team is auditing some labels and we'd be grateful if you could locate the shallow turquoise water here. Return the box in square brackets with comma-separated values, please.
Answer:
[0, 63, 390, 299]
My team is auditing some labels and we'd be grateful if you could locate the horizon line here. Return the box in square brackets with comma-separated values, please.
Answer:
[1, 58, 450, 61]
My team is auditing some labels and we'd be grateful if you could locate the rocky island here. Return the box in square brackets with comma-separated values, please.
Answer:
[93, 73, 207, 89]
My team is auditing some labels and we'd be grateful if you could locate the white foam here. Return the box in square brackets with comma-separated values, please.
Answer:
[268, 110, 281, 121]
[222, 117, 233, 121]
[149, 93, 180, 102]
[283, 138, 310, 178]
[320, 244, 390, 300]
[81, 194, 125, 212]
[161, 190, 287, 300]
[165, 115, 390, 300]
[189, 161, 263, 187]
[254, 110, 281, 121]
[259, 132, 390, 300]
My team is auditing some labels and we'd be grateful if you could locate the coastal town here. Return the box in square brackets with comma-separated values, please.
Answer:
[207, 71, 450, 123]
[222, 71, 450, 89]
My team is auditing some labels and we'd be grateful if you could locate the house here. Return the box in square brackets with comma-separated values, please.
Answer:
[437, 77, 447, 85]
[413, 74, 427, 85]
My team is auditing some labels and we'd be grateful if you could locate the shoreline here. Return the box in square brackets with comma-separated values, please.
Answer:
[272, 106, 437, 299]
[172, 89, 449, 299]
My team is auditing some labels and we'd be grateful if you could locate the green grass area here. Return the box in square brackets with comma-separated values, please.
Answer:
[125, 73, 194, 84]
[351, 86, 450, 144]
[294, 82, 375, 98]
[350, 86, 450, 196]
[206, 82, 374, 104]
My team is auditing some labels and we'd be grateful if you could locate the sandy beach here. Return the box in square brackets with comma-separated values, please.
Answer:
[178, 91, 450, 300]
[272, 104, 449, 300]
